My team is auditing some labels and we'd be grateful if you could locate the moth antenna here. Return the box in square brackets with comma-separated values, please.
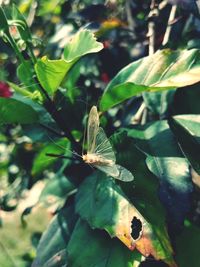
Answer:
[46, 153, 74, 161]
[20, 82, 40, 89]
[45, 132, 80, 158]
[72, 150, 82, 159]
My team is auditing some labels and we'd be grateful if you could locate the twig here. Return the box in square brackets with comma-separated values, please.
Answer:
[126, 0, 136, 31]
[131, 102, 146, 124]
[159, 0, 168, 10]
[27, 1, 38, 27]
[141, 107, 148, 125]
[34, 77, 79, 150]
[162, 5, 177, 46]
[147, 0, 159, 55]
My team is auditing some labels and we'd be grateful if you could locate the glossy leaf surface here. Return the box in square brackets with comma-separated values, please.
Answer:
[67, 219, 142, 267]
[100, 49, 200, 111]
[76, 130, 177, 266]
[35, 30, 103, 94]
[126, 121, 193, 226]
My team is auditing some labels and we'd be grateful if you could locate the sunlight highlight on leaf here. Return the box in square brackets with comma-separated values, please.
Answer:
[100, 49, 200, 111]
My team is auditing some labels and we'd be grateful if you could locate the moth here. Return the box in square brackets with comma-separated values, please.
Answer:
[82, 106, 134, 182]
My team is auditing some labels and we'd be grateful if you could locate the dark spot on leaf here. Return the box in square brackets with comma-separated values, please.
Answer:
[131, 216, 143, 240]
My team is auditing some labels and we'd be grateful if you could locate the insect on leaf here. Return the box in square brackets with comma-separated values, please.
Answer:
[83, 106, 134, 182]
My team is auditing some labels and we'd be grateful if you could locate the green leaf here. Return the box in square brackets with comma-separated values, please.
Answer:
[0, 97, 38, 124]
[100, 49, 200, 111]
[0, 6, 9, 32]
[39, 175, 75, 201]
[32, 205, 78, 267]
[125, 121, 192, 225]
[31, 138, 69, 176]
[169, 115, 200, 175]
[35, 30, 103, 95]
[35, 57, 73, 95]
[64, 29, 103, 62]
[76, 169, 175, 264]
[175, 221, 200, 267]
[67, 219, 142, 267]
[142, 90, 175, 116]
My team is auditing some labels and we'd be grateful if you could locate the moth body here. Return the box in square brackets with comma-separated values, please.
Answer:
[82, 153, 113, 165]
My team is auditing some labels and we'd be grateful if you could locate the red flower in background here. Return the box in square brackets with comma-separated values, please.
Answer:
[101, 72, 110, 83]
[0, 82, 13, 98]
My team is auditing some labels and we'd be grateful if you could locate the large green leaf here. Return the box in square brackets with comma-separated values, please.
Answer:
[67, 219, 142, 267]
[169, 115, 200, 175]
[35, 30, 103, 94]
[125, 121, 192, 226]
[0, 97, 39, 124]
[75, 172, 175, 266]
[32, 205, 78, 267]
[63, 29, 103, 62]
[100, 49, 200, 111]
[76, 128, 177, 266]
[31, 138, 70, 176]
[35, 57, 73, 95]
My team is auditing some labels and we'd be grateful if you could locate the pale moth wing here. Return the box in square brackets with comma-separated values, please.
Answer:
[94, 127, 116, 161]
[85, 106, 134, 182]
[115, 165, 134, 182]
[93, 126, 120, 176]
[93, 163, 120, 177]
[87, 106, 99, 153]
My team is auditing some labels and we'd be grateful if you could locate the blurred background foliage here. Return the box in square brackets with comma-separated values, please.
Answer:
[0, 0, 200, 267]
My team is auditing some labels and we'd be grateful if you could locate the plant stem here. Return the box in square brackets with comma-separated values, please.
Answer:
[159, 0, 168, 10]
[147, 0, 159, 55]
[28, 44, 37, 64]
[6, 33, 26, 65]
[4, 20, 79, 150]
[162, 5, 177, 46]
[131, 102, 145, 124]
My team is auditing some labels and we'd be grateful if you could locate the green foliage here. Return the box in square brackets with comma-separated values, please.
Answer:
[35, 30, 103, 95]
[0, 1, 200, 267]
[31, 138, 69, 176]
[0, 97, 39, 124]
[67, 219, 142, 267]
[100, 49, 200, 111]
[39, 175, 75, 201]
